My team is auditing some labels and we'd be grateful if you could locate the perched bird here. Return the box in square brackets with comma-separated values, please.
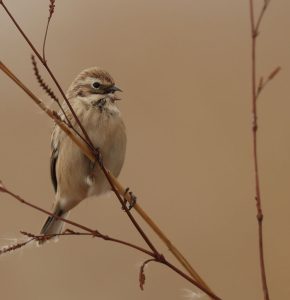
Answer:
[40, 67, 126, 241]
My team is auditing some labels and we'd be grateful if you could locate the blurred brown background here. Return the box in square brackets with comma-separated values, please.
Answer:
[0, 0, 290, 299]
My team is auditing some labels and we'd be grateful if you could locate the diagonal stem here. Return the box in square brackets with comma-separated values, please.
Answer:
[0, 61, 218, 298]
[0, 2, 217, 295]
[0, 60, 159, 256]
[0, 1, 93, 149]
[0, 183, 221, 299]
[0, 1, 162, 257]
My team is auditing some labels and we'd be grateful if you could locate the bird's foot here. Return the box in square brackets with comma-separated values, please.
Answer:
[93, 147, 103, 167]
[122, 187, 137, 211]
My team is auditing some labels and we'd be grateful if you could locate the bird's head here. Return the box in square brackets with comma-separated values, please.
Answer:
[67, 67, 122, 109]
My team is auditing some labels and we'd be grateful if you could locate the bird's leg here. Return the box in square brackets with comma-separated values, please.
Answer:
[122, 187, 137, 211]
[128, 191, 137, 210]
[86, 160, 96, 186]
[93, 147, 103, 167]
[88, 147, 102, 175]
[121, 187, 130, 209]
[86, 149, 102, 186]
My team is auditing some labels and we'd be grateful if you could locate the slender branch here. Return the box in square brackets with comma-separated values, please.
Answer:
[0, 1, 94, 149]
[0, 61, 216, 297]
[255, 0, 270, 36]
[0, 181, 98, 234]
[0, 183, 154, 257]
[0, 237, 34, 255]
[42, 20, 50, 62]
[256, 66, 281, 98]
[42, 0, 55, 62]
[20, 230, 152, 256]
[0, 1, 160, 257]
[108, 176, 210, 290]
[0, 2, 216, 295]
[0, 59, 161, 255]
[0, 183, 221, 300]
[139, 258, 158, 290]
[31, 54, 91, 141]
[249, 1, 275, 299]
[0, 0, 161, 258]
[0, 0, 153, 259]
[97, 164, 160, 255]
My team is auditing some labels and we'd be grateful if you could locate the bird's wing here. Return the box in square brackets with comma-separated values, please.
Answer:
[50, 126, 59, 193]
[49, 100, 77, 193]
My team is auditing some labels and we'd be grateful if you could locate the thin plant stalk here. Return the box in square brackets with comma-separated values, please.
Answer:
[0, 60, 218, 299]
[0, 1, 163, 260]
[0, 1, 215, 292]
[0, 182, 222, 300]
[249, 1, 273, 299]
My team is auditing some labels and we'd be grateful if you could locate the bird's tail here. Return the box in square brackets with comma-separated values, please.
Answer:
[39, 207, 68, 244]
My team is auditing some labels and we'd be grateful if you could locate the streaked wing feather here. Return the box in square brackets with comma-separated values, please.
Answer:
[50, 146, 58, 193]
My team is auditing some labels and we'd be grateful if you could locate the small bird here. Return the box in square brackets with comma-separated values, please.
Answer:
[40, 67, 126, 241]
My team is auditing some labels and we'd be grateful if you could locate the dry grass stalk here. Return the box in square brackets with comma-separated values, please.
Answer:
[0, 2, 213, 293]
[0, 180, 221, 299]
[0, 60, 219, 299]
[249, 0, 281, 299]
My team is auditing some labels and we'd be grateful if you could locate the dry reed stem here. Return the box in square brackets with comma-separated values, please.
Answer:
[0, 60, 218, 299]
[1, 0, 162, 262]
[42, 0, 55, 62]
[0, 1, 95, 150]
[0, 183, 221, 300]
[249, 0, 280, 299]
[249, 2, 268, 299]
[0, 2, 214, 294]
[0, 183, 154, 257]
[110, 176, 210, 290]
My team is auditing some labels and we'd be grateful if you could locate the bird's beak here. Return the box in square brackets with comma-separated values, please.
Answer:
[107, 85, 122, 101]
[109, 85, 122, 93]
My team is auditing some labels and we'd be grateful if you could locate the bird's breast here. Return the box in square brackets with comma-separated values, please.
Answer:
[82, 104, 126, 161]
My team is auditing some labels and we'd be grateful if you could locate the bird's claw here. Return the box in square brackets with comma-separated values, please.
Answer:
[93, 147, 103, 167]
[128, 191, 137, 210]
[122, 187, 137, 211]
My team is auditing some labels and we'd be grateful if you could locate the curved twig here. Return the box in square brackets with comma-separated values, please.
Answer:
[0, 182, 221, 300]
[42, 0, 55, 62]
[0, 56, 214, 298]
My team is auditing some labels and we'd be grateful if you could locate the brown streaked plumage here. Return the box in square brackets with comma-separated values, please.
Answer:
[39, 67, 126, 242]
[67, 67, 115, 99]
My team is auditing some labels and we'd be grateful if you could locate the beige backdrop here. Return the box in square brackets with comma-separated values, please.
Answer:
[0, 1, 290, 299]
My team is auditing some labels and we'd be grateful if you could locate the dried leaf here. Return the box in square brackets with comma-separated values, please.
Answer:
[138, 259, 156, 290]
[139, 265, 146, 290]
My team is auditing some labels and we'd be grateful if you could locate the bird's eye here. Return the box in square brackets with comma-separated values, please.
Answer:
[92, 82, 101, 89]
